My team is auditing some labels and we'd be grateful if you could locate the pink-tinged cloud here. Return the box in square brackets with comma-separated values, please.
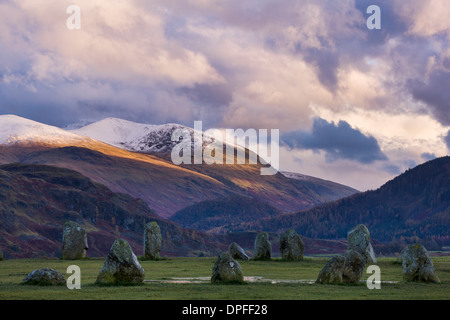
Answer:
[0, 0, 449, 190]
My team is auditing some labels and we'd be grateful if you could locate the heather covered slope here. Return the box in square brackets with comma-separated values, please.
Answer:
[0, 163, 222, 259]
[230, 156, 450, 244]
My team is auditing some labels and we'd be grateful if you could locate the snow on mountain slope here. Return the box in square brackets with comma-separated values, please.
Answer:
[0, 115, 198, 170]
[71, 118, 189, 153]
[0, 114, 91, 146]
[71, 117, 245, 155]
[0, 114, 256, 166]
[0, 114, 246, 172]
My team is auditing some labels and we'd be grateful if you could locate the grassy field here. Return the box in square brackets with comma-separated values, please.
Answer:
[0, 256, 449, 300]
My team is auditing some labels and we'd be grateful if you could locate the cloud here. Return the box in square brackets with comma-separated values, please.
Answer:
[1, 0, 448, 130]
[0, 0, 226, 127]
[0, 0, 449, 189]
[178, 83, 233, 109]
[382, 164, 402, 175]
[303, 48, 340, 91]
[279, 146, 401, 191]
[0, 1, 224, 86]
[281, 118, 387, 164]
[393, 0, 450, 39]
[421, 152, 437, 161]
[409, 70, 450, 126]
[445, 130, 450, 150]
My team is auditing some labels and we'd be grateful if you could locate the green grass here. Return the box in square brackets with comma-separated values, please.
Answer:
[0, 256, 449, 300]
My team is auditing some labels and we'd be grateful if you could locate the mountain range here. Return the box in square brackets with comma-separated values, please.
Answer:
[0, 114, 448, 258]
[0, 114, 358, 258]
[0, 115, 358, 219]
[0, 162, 352, 258]
[225, 156, 450, 247]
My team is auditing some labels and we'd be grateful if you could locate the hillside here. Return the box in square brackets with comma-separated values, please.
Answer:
[0, 115, 358, 218]
[280, 171, 359, 202]
[0, 164, 350, 259]
[170, 173, 358, 233]
[228, 156, 450, 244]
[0, 145, 233, 218]
[171, 195, 281, 233]
[0, 163, 223, 258]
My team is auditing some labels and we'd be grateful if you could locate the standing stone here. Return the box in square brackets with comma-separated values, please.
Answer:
[340, 250, 366, 283]
[401, 243, 440, 283]
[22, 268, 66, 286]
[228, 242, 249, 261]
[347, 224, 376, 263]
[316, 250, 365, 284]
[316, 255, 347, 284]
[211, 253, 244, 284]
[62, 221, 88, 260]
[144, 221, 162, 260]
[279, 229, 304, 261]
[0, 251, 3, 261]
[254, 232, 271, 260]
[96, 239, 145, 285]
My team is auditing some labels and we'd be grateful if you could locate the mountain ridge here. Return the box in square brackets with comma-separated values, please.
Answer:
[0, 115, 359, 218]
[0, 115, 447, 257]
[0, 162, 351, 259]
[225, 156, 450, 245]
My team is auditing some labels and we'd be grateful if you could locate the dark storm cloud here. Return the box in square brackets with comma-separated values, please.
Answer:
[177, 83, 233, 109]
[287, 0, 409, 96]
[354, 0, 409, 42]
[382, 164, 402, 175]
[445, 130, 450, 150]
[421, 152, 437, 161]
[0, 79, 147, 127]
[282, 118, 387, 164]
[0, 81, 75, 127]
[409, 70, 450, 126]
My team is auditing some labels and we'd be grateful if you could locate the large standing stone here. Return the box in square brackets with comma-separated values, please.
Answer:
[211, 253, 244, 284]
[96, 239, 145, 285]
[144, 221, 162, 260]
[279, 229, 304, 261]
[401, 243, 440, 283]
[347, 224, 376, 263]
[228, 242, 249, 261]
[62, 221, 88, 260]
[22, 268, 66, 286]
[254, 232, 271, 260]
[316, 250, 365, 284]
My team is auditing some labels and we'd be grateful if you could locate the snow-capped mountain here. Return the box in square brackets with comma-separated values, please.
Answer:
[0, 114, 360, 221]
[0, 114, 91, 146]
[0, 114, 247, 159]
[70, 118, 191, 153]
[71, 117, 242, 155]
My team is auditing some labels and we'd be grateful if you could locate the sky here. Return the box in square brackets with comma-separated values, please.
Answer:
[0, 0, 449, 191]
